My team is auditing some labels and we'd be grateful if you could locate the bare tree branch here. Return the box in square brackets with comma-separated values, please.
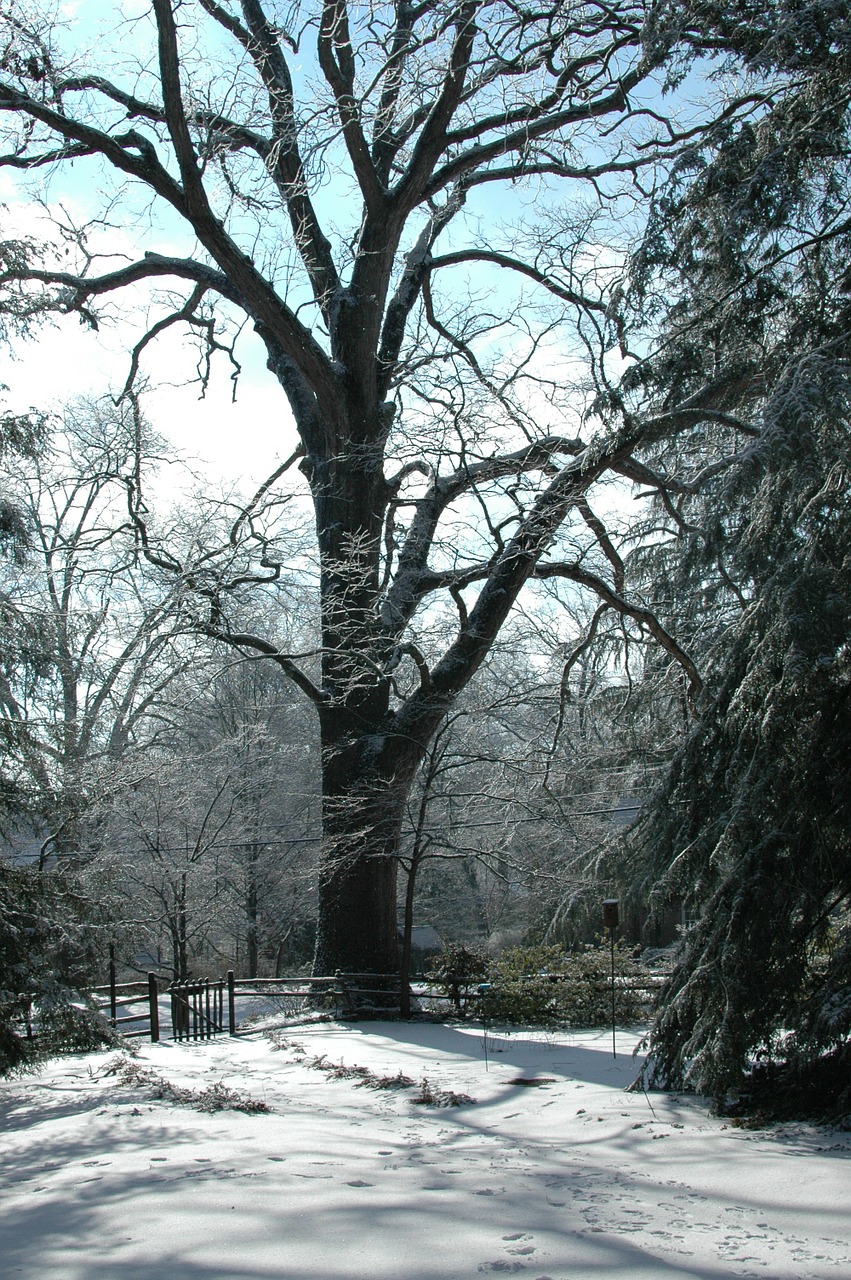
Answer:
[532, 561, 703, 706]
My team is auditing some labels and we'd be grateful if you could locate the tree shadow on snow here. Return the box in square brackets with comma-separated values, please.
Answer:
[331, 1019, 643, 1092]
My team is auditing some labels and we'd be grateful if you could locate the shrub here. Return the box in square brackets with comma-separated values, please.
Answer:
[429, 941, 653, 1029]
[478, 945, 569, 1028]
[425, 943, 488, 1014]
[554, 942, 649, 1027]
[0, 863, 109, 1073]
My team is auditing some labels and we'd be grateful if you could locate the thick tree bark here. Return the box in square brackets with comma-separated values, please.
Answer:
[313, 704, 411, 976]
[399, 854, 420, 1018]
[308, 438, 403, 976]
[313, 840, 400, 976]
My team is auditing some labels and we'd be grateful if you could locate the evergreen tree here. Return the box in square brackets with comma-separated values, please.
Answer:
[0, 861, 108, 1072]
[614, 0, 851, 1097]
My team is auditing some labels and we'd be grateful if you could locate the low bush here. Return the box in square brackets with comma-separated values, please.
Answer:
[425, 943, 488, 1014]
[477, 945, 569, 1028]
[719, 1042, 851, 1127]
[428, 940, 653, 1028]
[0, 863, 110, 1074]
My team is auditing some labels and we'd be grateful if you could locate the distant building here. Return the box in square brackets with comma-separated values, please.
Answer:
[399, 924, 443, 974]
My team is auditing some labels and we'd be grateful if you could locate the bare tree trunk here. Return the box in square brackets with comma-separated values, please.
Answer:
[399, 856, 419, 1018]
[246, 841, 259, 979]
[312, 753, 405, 976]
[175, 872, 189, 982]
[310, 454, 407, 979]
[313, 843, 400, 976]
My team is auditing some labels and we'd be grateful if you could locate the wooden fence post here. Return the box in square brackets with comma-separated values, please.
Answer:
[148, 973, 159, 1043]
[227, 970, 236, 1035]
[109, 943, 117, 1023]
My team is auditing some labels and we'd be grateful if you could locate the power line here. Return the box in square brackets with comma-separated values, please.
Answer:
[88, 804, 642, 856]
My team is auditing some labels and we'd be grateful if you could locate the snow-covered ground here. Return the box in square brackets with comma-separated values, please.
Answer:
[1, 1018, 849, 1279]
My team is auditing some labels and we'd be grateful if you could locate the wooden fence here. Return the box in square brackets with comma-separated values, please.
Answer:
[88, 973, 162, 1041]
[89, 969, 667, 1044]
[169, 977, 226, 1041]
[90, 970, 403, 1043]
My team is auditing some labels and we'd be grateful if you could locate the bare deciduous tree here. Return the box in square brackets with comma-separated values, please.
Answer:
[0, 0, 766, 978]
[0, 398, 187, 860]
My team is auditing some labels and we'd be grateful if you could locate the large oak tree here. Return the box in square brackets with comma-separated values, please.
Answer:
[0, 0, 769, 978]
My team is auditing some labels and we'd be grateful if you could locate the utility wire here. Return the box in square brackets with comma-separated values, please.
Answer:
[90, 804, 642, 856]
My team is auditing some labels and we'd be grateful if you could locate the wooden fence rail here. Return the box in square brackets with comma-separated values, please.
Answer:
[90, 969, 668, 1044]
[89, 971, 402, 1043]
[88, 974, 161, 1040]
